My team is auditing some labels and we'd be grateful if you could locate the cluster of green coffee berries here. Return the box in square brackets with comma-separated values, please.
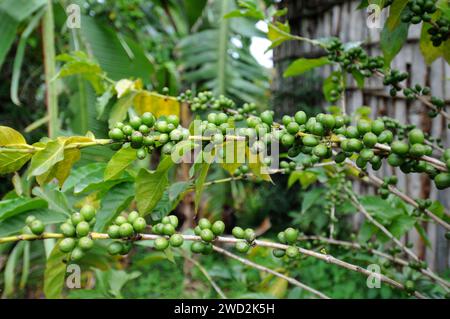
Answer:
[403, 84, 431, 101]
[106, 211, 146, 255]
[402, 0, 437, 24]
[178, 90, 235, 112]
[383, 70, 409, 97]
[427, 17, 450, 47]
[273, 228, 300, 259]
[179, 90, 258, 120]
[189, 219, 225, 254]
[378, 176, 399, 199]
[327, 74, 344, 103]
[326, 40, 384, 76]
[108, 112, 190, 158]
[58, 205, 97, 261]
[231, 226, 256, 253]
[151, 215, 184, 251]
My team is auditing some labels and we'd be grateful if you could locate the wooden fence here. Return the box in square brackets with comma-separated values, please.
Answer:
[273, 0, 450, 272]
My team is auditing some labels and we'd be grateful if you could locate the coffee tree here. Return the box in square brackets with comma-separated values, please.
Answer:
[1, 0, 450, 299]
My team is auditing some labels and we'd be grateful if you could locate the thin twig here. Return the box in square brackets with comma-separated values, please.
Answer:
[346, 189, 450, 290]
[345, 159, 450, 230]
[212, 245, 330, 299]
[298, 235, 449, 291]
[182, 252, 227, 299]
[0, 232, 426, 298]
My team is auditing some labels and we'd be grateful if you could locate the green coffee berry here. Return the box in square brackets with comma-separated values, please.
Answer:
[211, 221, 225, 236]
[190, 241, 205, 254]
[272, 249, 286, 258]
[133, 217, 147, 233]
[60, 223, 76, 237]
[200, 229, 215, 242]
[169, 234, 184, 247]
[78, 237, 94, 251]
[235, 241, 250, 253]
[76, 221, 90, 237]
[108, 225, 121, 239]
[244, 228, 256, 242]
[154, 237, 169, 251]
[119, 223, 134, 237]
[232, 227, 245, 239]
[127, 211, 139, 223]
[59, 238, 76, 253]
[163, 224, 176, 236]
[71, 213, 84, 226]
[30, 220, 45, 235]
[80, 205, 96, 221]
[198, 218, 212, 230]
[70, 247, 85, 261]
[286, 246, 299, 258]
[284, 228, 299, 244]
[108, 242, 123, 255]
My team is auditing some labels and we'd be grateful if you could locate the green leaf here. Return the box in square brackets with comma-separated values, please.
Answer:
[381, 22, 408, 66]
[43, 242, 68, 299]
[28, 139, 65, 177]
[94, 182, 134, 232]
[386, 0, 409, 31]
[11, 9, 45, 106]
[135, 157, 174, 216]
[62, 163, 106, 192]
[108, 91, 137, 128]
[19, 242, 30, 288]
[290, 171, 317, 190]
[32, 185, 72, 216]
[301, 188, 325, 213]
[104, 145, 137, 181]
[283, 57, 330, 77]
[389, 215, 415, 238]
[195, 163, 210, 214]
[151, 182, 191, 221]
[0, 0, 46, 22]
[80, 16, 154, 83]
[360, 196, 403, 222]
[0, 197, 47, 222]
[0, 12, 18, 70]
[2, 242, 25, 298]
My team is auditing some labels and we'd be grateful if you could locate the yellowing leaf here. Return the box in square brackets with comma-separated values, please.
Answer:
[0, 126, 27, 146]
[134, 91, 180, 118]
[54, 149, 81, 187]
[221, 140, 247, 175]
[267, 22, 295, 49]
[246, 149, 272, 183]
[115, 79, 135, 98]
[0, 150, 32, 175]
